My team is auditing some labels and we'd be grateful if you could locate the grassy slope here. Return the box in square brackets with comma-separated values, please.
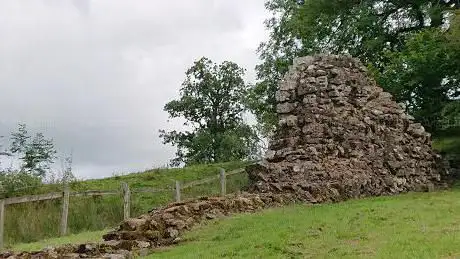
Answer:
[150, 188, 460, 259]
[4, 161, 251, 246]
[8, 135, 459, 250]
[15, 188, 460, 257]
[11, 230, 107, 252]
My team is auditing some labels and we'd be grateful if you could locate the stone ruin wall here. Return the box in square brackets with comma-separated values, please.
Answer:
[247, 54, 447, 203]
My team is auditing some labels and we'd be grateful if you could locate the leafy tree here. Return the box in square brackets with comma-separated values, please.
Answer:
[0, 170, 42, 198]
[249, 0, 460, 133]
[440, 101, 460, 130]
[9, 124, 57, 177]
[375, 28, 459, 130]
[160, 57, 259, 166]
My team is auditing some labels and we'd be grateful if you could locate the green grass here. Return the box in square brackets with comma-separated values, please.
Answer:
[149, 188, 460, 259]
[11, 230, 107, 252]
[3, 161, 251, 246]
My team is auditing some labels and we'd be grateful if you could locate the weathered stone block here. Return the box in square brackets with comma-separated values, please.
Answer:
[316, 76, 328, 88]
[276, 103, 296, 114]
[275, 90, 294, 102]
[298, 84, 316, 96]
[303, 95, 317, 105]
[247, 54, 446, 204]
[279, 80, 297, 90]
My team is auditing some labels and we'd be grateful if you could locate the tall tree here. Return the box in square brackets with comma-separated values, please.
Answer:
[10, 124, 57, 177]
[249, 0, 460, 133]
[376, 27, 460, 130]
[160, 57, 259, 166]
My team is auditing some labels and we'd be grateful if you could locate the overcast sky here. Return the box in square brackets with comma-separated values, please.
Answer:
[0, 0, 269, 179]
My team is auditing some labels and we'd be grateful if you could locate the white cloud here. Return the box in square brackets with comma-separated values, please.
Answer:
[0, 0, 268, 179]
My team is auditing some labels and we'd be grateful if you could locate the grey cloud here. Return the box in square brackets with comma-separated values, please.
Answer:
[0, 0, 267, 179]
[72, 0, 90, 15]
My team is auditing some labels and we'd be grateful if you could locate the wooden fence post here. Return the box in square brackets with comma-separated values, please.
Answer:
[121, 182, 130, 220]
[60, 185, 70, 236]
[220, 168, 226, 196]
[0, 200, 4, 249]
[175, 181, 181, 202]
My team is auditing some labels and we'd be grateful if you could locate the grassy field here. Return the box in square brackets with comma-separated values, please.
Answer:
[3, 161, 251, 246]
[11, 230, 107, 252]
[148, 188, 460, 259]
[13, 187, 460, 258]
[5, 134, 459, 251]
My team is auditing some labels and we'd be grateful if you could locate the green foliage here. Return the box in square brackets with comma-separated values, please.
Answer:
[374, 28, 460, 131]
[9, 124, 57, 177]
[151, 188, 460, 258]
[0, 124, 60, 197]
[0, 170, 42, 198]
[160, 57, 259, 166]
[249, 0, 460, 133]
[440, 101, 460, 130]
[433, 135, 460, 155]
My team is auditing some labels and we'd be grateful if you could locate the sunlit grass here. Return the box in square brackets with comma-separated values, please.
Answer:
[10, 230, 107, 252]
[149, 188, 460, 259]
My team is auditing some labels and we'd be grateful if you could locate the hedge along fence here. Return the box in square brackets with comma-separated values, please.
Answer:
[0, 167, 248, 249]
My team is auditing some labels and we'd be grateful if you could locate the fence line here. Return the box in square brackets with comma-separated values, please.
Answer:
[0, 167, 247, 249]
[181, 168, 245, 189]
[131, 187, 171, 194]
[60, 185, 70, 236]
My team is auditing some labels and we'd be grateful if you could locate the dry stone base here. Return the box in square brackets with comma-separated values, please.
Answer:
[247, 54, 448, 202]
[0, 193, 296, 258]
[102, 193, 295, 244]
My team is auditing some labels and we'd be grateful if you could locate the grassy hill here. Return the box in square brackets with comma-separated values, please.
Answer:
[5, 134, 460, 250]
[13, 185, 460, 258]
[149, 187, 460, 259]
[4, 161, 251, 246]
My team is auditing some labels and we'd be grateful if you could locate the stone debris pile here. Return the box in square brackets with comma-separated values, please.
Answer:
[0, 193, 295, 258]
[102, 193, 295, 245]
[247, 54, 446, 202]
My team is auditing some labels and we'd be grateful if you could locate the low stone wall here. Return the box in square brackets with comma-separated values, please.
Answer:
[0, 193, 296, 258]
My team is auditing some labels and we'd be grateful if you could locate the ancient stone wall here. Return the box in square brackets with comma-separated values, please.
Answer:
[247, 54, 447, 203]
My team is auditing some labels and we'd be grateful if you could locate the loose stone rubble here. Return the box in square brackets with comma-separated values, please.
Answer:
[1, 54, 449, 258]
[246, 54, 447, 202]
[0, 193, 295, 258]
[102, 193, 294, 245]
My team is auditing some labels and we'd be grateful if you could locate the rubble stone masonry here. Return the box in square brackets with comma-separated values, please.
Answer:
[246, 54, 447, 202]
